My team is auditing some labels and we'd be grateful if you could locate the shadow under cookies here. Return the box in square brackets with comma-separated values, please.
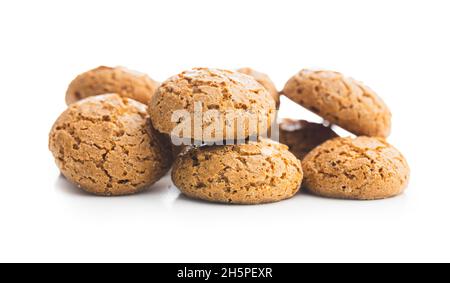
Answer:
[55, 174, 171, 198]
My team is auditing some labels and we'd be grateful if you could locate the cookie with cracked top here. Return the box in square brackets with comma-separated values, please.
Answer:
[172, 138, 303, 204]
[149, 68, 276, 143]
[66, 66, 159, 105]
[282, 69, 391, 137]
[302, 136, 409, 200]
[237, 67, 280, 107]
[49, 94, 173, 196]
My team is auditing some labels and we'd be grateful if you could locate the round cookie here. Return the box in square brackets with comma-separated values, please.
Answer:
[66, 66, 159, 105]
[149, 68, 276, 143]
[172, 139, 303, 204]
[282, 70, 391, 137]
[302, 136, 409, 200]
[237, 67, 279, 107]
[49, 94, 173, 196]
[279, 119, 338, 160]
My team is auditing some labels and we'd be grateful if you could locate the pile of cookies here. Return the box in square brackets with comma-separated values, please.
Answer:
[49, 66, 410, 203]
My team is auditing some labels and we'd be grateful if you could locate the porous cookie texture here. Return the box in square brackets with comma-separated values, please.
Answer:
[279, 119, 338, 160]
[237, 67, 279, 107]
[49, 94, 173, 196]
[66, 66, 159, 105]
[282, 70, 391, 137]
[172, 139, 303, 204]
[303, 137, 409, 200]
[149, 68, 276, 142]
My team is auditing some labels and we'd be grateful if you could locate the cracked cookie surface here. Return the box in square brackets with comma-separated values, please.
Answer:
[279, 119, 338, 160]
[149, 68, 276, 142]
[282, 70, 391, 137]
[49, 94, 173, 196]
[237, 67, 279, 107]
[66, 66, 159, 105]
[303, 136, 409, 200]
[172, 139, 303, 204]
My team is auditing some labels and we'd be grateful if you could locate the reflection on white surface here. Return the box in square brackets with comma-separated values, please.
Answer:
[55, 172, 410, 217]
[49, 172, 416, 262]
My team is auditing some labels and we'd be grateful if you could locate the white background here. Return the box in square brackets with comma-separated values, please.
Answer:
[0, 0, 449, 263]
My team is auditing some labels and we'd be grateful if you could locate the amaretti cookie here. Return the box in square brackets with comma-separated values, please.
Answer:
[49, 94, 173, 196]
[279, 119, 338, 160]
[66, 66, 159, 105]
[302, 137, 409, 200]
[237, 67, 279, 107]
[149, 68, 276, 143]
[172, 139, 303, 204]
[282, 70, 391, 137]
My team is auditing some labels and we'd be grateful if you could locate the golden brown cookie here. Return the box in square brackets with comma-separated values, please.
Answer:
[302, 137, 409, 200]
[172, 139, 303, 204]
[66, 66, 159, 105]
[237, 67, 279, 107]
[282, 70, 391, 137]
[279, 119, 338, 160]
[149, 68, 276, 143]
[49, 94, 173, 196]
